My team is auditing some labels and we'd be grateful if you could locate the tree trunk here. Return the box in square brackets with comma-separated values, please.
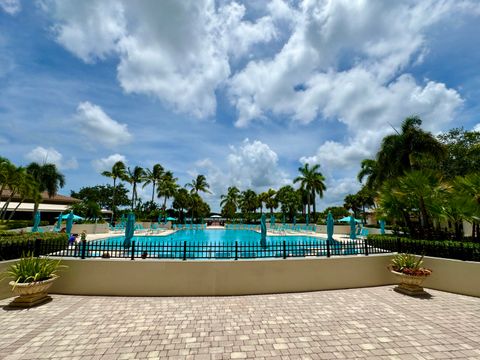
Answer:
[151, 182, 156, 203]
[131, 183, 135, 210]
[311, 190, 316, 222]
[111, 178, 116, 224]
[418, 197, 430, 239]
[7, 196, 26, 220]
[0, 190, 17, 220]
[401, 210, 415, 238]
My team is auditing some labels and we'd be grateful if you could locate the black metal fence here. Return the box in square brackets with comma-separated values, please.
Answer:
[0, 237, 393, 260]
[2, 236, 478, 261]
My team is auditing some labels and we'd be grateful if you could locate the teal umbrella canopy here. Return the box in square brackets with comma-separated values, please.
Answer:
[270, 215, 275, 226]
[306, 213, 309, 226]
[157, 215, 162, 224]
[124, 212, 135, 248]
[66, 211, 74, 236]
[349, 215, 357, 239]
[166, 217, 177, 221]
[327, 211, 334, 243]
[59, 213, 84, 221]
[32, 211, 41, 232]
[293, 216, 296, 226]
[260, 214, 267, 248]
[339, 216, 361, 223]
[379, 219, 386, 235]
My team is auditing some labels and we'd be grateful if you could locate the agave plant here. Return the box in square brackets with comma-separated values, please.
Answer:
[390, 253, 432, 276]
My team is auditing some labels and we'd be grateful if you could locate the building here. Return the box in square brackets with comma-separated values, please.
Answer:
[0, 190, 80, 223]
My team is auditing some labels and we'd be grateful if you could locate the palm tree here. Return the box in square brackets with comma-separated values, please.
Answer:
[157, 171, 179, 215]
[186, 174, 211, 194]
[375, 116, 446, 184]
[6, 172, 40, 221]
[101, 161, 127, 222]
[125, 166, 145, 210]
[172, 188, 191, 222]
[453, 173, 480, 240]
[294, 163, 326, 221]
[262, 189, 278, 215]
[276, 185, 301, 222]
[142, 163, 164, 203]
[357, 159, 380, 190]
[239, 189, 258, 222]
[220, 186, 240, 219]
[26, 162, 65, 216]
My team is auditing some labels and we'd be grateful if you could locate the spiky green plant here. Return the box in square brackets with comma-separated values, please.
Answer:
[3, 252, 66, 286]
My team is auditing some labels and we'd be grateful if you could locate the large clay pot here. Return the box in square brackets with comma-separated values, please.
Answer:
[391, 270, 429, 296]
[8, 276, 58, 307]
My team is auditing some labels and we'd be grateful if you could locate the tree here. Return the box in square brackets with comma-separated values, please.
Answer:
[317, 206, 350, 222]
[142, 163, 164, 203]
[71, 184, 130, 210]
[438, 127, 480, 178]
[262, 189, 278, 215]
[343, 194, 361, 219]
[239, 189, 258, 222]
[172, 188, 191, 222]
[125, 166, 145, 210]
[357, 159, 380, 190]
[220, 187, 240, 211]
[276, 185, 301, 222]
[293, 163, 326, 221]
[186, 174, 211, 194]
[157, 171, 178, 214]
[101, 161, 127, 222]
[453, 173, 480, 240]
[375, 116, 446, 184]
[26, 162, 65, 216]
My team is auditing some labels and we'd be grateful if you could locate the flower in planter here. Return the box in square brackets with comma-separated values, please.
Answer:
[389, 253, 432, 276]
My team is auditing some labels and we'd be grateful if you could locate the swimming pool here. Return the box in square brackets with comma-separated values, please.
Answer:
[87, 229, 360, 259]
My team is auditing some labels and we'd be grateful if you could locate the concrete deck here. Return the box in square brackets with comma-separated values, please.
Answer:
[0, 286, 479, 359]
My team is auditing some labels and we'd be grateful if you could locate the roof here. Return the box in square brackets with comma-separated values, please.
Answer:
[0, 189, 80, 204]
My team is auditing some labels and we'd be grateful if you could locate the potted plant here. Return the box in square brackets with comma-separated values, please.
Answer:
[389, 253, 432, 296]
[2, 252, 66, 307]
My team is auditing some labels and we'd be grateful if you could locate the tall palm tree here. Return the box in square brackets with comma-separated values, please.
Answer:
[357, 159, 380, 190]
[239, 189, 258, 222]
[376, 116, 446, 184]
[101, 161, 127, 222]
[157, 171, 179, 214]
[262, 188, 278, 215]
[7, 173, 40, 220]
[186, 174, 211, 194]
[125, 166, 145, 210]
[220, 186, 240, 218]
[142, 163, 164, 203]
[26, 162, 65, 216]
[294, 163, 326, 221]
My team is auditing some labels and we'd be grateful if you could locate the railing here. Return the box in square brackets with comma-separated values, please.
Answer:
[0, 237, 392, 260]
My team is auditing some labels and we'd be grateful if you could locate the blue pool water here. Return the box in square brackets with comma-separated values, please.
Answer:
[87, 229, 359, 259]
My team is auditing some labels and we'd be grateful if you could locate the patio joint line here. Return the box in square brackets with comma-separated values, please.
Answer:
[0, 296, 88, 357]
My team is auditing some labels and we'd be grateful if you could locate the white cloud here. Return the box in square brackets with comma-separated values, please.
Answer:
[474, 123, 480, 132]
[43, 0, 277, 118]
[0, 0, 21, 15]
[92, 153, 127, 173]
[25, 146, 78, 170]
[75, 101, 131, 148]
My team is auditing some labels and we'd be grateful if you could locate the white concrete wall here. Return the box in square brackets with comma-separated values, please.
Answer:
[71, 223, 110, 234]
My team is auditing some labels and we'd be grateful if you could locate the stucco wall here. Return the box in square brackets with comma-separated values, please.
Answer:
[71, 223, 110, 234]
[422, 256, 480, 298]
[0, 260, 17, 300]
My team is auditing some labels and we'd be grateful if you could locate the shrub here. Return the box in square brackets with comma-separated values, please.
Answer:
[367, 235, 480, 262]
[0, 220, 50, 230]
[0, 232, 68, 261]
[389, 253, 432, 276]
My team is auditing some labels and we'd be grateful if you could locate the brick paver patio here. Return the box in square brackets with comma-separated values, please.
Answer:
[0, 286, 479, 359]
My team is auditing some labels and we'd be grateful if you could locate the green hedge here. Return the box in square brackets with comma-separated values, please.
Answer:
[0, 220, 50, 230]
[367, 235, 480, 262]
[0, 232, 69, 261]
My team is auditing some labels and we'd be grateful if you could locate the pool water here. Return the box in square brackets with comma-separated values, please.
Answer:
[89, 229, 348, 259]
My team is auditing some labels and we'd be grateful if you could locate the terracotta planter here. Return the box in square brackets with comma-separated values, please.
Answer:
[391, 270, 429, 296]
[8, 276, 58, 308]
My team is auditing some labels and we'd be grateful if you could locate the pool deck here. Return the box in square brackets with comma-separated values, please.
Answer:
[1, 286, 479, 359]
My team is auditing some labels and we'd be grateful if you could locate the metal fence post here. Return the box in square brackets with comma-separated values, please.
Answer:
[235, 241, 238, 260]
[131, 241, 135, 260]
[34, 238, 41, 257]
[183, 240, 187, 261]
[81, 238, 86, 259]
[364, 238, 369, 256]
[326, 240, 330, 258]
[283, 240, 287, 259]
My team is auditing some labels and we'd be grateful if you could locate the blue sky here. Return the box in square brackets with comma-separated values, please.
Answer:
[1, 0, 479, 212]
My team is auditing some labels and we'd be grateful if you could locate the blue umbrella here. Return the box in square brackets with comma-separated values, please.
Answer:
[293, 216, 296, 226]
[32, 211, 41, 232]
[66, 211, 74, 237]
[270, 215, 275, 226]
[306, 213, 309, 226]
[157, 215, 162, 224]
[379, 219, 386, 235]
[166, 217, 177, 221]
[327, 211, 334, 243]
[56, 212, 63, 230]
[124, 212, 135, 249]
[260, 214, 267, 248]
[349, 215, 357, 240]
[59, 213, 84, 221]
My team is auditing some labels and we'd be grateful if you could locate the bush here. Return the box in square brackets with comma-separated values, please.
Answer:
[0, 232, 68, 261]
[367, 235, 480, 262]
[0, 220, 50, 230]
